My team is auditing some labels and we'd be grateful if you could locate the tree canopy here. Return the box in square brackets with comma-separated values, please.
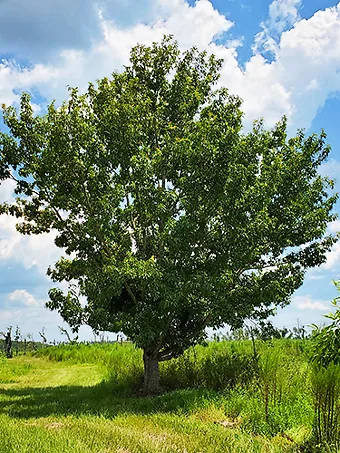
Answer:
[0, 36, 338, 392]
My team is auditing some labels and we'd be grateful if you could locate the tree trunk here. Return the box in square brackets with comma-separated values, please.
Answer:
[5, 332, 12, 359]
[143, 350, 161, 395]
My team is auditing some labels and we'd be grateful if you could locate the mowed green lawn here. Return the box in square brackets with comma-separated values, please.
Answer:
[0, 356, 304, 453]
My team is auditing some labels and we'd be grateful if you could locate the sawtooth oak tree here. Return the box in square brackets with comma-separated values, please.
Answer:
[0, 37, 338, 393]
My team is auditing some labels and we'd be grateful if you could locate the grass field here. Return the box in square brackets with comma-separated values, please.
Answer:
[0, 341, 338, 452]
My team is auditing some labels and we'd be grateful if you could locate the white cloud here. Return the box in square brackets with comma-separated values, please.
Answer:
[0, 179, 16, 204]
[0, 174, 61, 273]
[0, 304, 72, 341]
[322, 240, 340, 271]
[269, 0, 301, 32]
[254, 0, 301, 54]
[0, 212, 60, 273]
[154, 0, 233, 48]
[277, 6, 340, 125]
[293, 295, 329, 311]
[17, 231, 60, 272]
[0, 215, 21, 260]
[8, 289, 39, 307]
[0, 0, 235, 107]
[253, 2, 340, 128]
[319, 159, 340, 180]
[328, 219, 340, 234]
[0, 179, 62, 276]
[0, 0, 339, 131]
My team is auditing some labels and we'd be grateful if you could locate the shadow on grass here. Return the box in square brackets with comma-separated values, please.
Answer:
[0, 380, 216, 419]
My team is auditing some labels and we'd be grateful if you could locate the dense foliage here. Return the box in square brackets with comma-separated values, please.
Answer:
[0, 36, 338, 392]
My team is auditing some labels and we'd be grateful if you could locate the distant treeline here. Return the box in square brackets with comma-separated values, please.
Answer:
[0, 337, 46, 357]
[0, 320, 309, 360]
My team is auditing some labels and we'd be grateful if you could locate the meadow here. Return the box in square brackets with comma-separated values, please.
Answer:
[0, 339, 339, 453]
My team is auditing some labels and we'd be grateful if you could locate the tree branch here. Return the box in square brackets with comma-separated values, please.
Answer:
[124, 279, 138, 305]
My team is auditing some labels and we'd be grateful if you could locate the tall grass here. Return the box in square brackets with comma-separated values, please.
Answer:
[36, 342, 143, 392]
[0, 355, 32, 383]
[36, 340, 260, 391]
[35, 339, 315, 438]
[4, 338, 340, 451]
[311, 364, 340, 449]
[161, 340, 258, 390]
[33, 338, 340, 451]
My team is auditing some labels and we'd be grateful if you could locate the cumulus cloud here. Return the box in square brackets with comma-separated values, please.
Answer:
[1, 288, 67, 340]
[269, 0, 301, 29]
[0, 0, 169, 64]
[322, 241, 340, 271]
[8, 289, 39, 307]
[1, 287, 113, 341]
[220, 1, 340, 128]
[0, 179, 16, 204]
[0, 176, 61, 274]
[0, 212, 60, 274]
[254, 0, 302, 54]
[0, 0, 339, 132]
[277, 4, 340, 127]
[293, 295, 329, 311]
[0, 215, 20, 261]
[0, 304, 69, 341]
[328, 219, 340, 234]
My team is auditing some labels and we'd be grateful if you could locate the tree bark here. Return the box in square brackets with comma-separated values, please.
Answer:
[143, 350, 161, 394]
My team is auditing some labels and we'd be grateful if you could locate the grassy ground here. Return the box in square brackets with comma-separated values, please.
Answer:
[0, 343, 318, 453]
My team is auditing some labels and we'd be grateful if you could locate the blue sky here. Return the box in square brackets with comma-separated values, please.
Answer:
[1, 0, 340, 342]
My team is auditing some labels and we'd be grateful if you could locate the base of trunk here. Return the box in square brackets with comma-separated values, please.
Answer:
[143, 350, 161, 395]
